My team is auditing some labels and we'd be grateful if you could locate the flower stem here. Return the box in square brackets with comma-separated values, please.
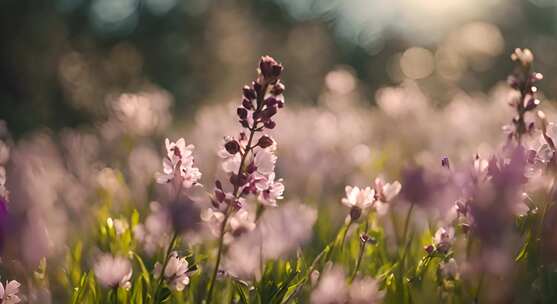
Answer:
[151, 232, 178, 304]
[399, 203, 415, 275]
[205, 210, 231, 304]
[350, 222, 369, 282]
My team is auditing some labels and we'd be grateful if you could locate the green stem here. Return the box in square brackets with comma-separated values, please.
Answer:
[399, 203, 415, 267]
[339, 219, 353, 251]
[112, 286, 118, 304]
[206, 210, 231, 304]
[350, 221, 369, 282]
[151, 232, 178, 304]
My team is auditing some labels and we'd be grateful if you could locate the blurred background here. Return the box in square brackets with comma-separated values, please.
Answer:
[2, 0, 557, 138]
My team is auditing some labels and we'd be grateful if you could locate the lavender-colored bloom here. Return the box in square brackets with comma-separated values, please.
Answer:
[94, 254, 132, 289]
[433, 227, 455, 254]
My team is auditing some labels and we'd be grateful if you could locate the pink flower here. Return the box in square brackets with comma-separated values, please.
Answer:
[156, 138, 202, 188]
[0, 280, 21, 304]
[256, 172, 285, 207]
[341, 186, 375, 210]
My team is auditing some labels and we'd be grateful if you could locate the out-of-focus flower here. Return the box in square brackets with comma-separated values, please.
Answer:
[0, 280, 21, 304]
[110, 90, 172, 137]
[94, 254, 132, 289]
[134, 202, 172, 255]
[253, 149, 277, 176]
[373, 178, 402, 214]
[349, 277, 384, 304]
[201, 206, 253, 243]
[156, 138, 202, 189]
[0, 167, 7, 200]
[154, 251, 191, 291]
[510, 48, 534, 68]
[310, 266, 347, 304]
[225, 202, 316, 279]
[433, 227, 455, 254]
[439, 258, 459, 280]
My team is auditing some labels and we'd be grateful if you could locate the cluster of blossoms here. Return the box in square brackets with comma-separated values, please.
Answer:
[341, 177, 401, 220]
[156, 138, 202, 191]
[153, 251, 193, 291]
[505, 48, 544, 144]
[0, 280, 21, 304]
[204, 56, 286, 234]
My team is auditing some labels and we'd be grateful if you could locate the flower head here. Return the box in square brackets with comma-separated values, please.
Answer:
[154, 251, 192, 291]
[433, 227, 455, 254]
[0, 280, 21, 304]
[349, 277, 384, 304]
[342, 186, 375, 220]
[94, 254, 133, 289]
[156, 138, 202, 189]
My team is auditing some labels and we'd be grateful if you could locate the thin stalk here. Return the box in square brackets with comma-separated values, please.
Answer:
[151, 232, 178, 304]
[112, 287, 118, 304]
[339, 219, 353, 252]
[399, 203, 415, 268]
[350, 221, 369, 282]
[205, 210, 231, 304]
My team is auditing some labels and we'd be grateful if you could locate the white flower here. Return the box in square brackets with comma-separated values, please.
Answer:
[201, 208, 227, 238]
[349, 277, 384, 304]
[373, 178, 401, 215]
[310, 266, 348, 304]
[229, 209, 256, 238]
[254, 149, 277, 176]
[373, 178, 401, 203]
[434, 227, 455, 253]
[256, 173, 285, 207]
[156, 138, 202, 188]
[341, 186, 375, 210]
[0, 280, 21, 304]
[154, 252, 191, 291]
[94, 254, 133, 289]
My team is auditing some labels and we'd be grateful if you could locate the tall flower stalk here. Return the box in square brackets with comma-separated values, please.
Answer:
[205, 56, 285, 303]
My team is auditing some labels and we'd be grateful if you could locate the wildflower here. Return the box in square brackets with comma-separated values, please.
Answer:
[154, 251, 192, 291]
[434, 227, 455, 254]
[341, 186, 375, 220]
[133, 202, 172, 256]
[255, 172, 285, 206]
[253, 148, 277, 176]
[0, 280, 21, 304]
[224, 203, 316, 279]
[156, 138, 202, 189]
[373, 177, 401, 214]
[349, 277, 384, 304]
[310, 266, 348, 304]
[94, 254, 133, 289]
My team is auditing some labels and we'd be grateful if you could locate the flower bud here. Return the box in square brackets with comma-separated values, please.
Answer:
[237, 107, 248, 120]
[242, 85, 256, 100]
[259, 56, 283, 83]
[264, 120, 276, 129]
[271, 82, 285, 95]
[424, 244, 434, 255]
[242, 98, 254, 110]
[257, 135, 274, 148]
[350, 206, 362, 221]
[230, 173, 248, 187]
[225, 140, 240, 155]
[441, 156, 450, 169]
